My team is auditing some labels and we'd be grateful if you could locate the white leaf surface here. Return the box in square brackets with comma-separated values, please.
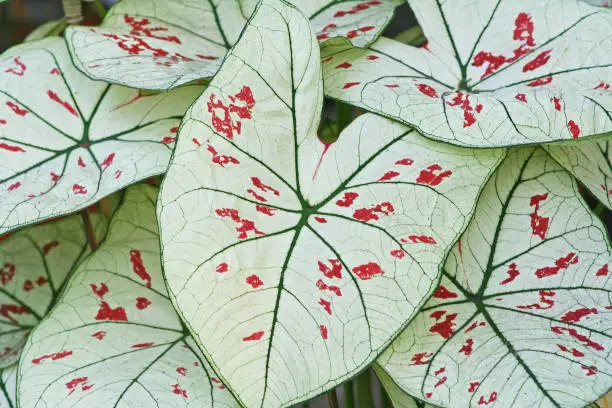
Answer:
[0, 37, 202, 234]
[66, 0, 401, 90]
[322, 0, 612, 147]
[0, 210, 107, 368]
[0, 366, 16, 408]
[547, 140, 612, 209]
[374, 365, 438, 408]
[377, 148, 612, 408]
[18, 185, 240, 408]
[158, 1, 505, 407]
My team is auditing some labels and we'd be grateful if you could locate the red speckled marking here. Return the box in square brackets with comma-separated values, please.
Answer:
[320, 325, 328, 340]
[50, 68, 60, 75]
[110, 89, 155, 112]
[351, 262, 384, 280]
[596, 264, 608, 277]
[459, 338, 474, 355]
[256, 205, 276, 216]
[216, 263, 228, 273]
[404, 235, 437, 245]
[535, 253, 578, 278]
[551, 97, 561, 112]
[0, 304, 31, 324]
[4, 57, 26, 76]
[314, 217, 327, 224]
[557, 344, 584, 357]
[208, 86, 255, 140]
[336, 192, 359, 207]
[552, 326, 604, 351]
[429, 310, 457, 339]
[72, 184, 87, 195]
[92, 331, 106, 340]
[353, 201, 394, 222]
[94, 302, 127, 321]
[132, 342, 155, 348]
[206, 144, 239, 167]
[251, 177, 279, 197]
[215, 208, 264, 240]
[136, 297, 152, 310]
[529, 193, 549, 240]
[0, 143, 25, 153]
[516, 290, 556, 310]
[101, 153, 115, 171]
[343, 82, 361, 89]
[77, 156, 86, 167]
[319, 259, 342, 279]
[581, 365, 597, 376]
[390, 249, 405, 259]
[446, 93, 482, 128]
[336, 62, 352, 69]
[66, 377, 93, 396]
[515, 93, 527, 103]
[527, 76, 552, 87]
[410, 352, 433, 365]
[23, 280, 33, 291]
[0, 263, 16, 286]
[42, 241, 60, 255]
[6, 101, 28, 116]
[416, 83, 439, 98]
[522, 50, 552, 72]
[417, 164, 452, 186]
[378, 171, 400, 182]
[468, 382, 480, 393]
[500, 263, 520, 285]
[567, 120, 580, 138]
[433, 285, 458, 299]
[316, 279, 342, 297]
[90, 282, 108, 299]
[242, 331, 264, 341]
[47, 90, 79, 117]
[395, 158, 414, 166]
[478, 392, 498, 406]
[32, 350, 73, 364]
[7, 182, 21, 191]
[561, 307, 598, 323]
[246, 274, 263, 288]
[334, 1, 382, 18]
[594, 82, 610, 90]
[177, 367, 187, 376]
[171, 384, 188, 399]
[130, 249, 152, 287]
[36, 276, 48, 286]
[319, 298, 332, 314]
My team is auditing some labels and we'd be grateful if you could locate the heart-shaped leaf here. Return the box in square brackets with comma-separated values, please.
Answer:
[0, 37, 202, 235]
[376, 148, 612, 408]
[65, 0, 401, 91]
[374, 365, 437, 408]
[0, 365, 16, 408]
[0, 210, 107, 368]
[322, 0, 612, 148]
[547, 141, 612, 209]
[158, 1, 505, 406]
[18, 185, 240, 408]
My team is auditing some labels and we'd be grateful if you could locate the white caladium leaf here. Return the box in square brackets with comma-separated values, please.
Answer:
[158, 1, 505, 407]
[377, 148, 612, 408]
[0, 366, 17, 408]
[0, 37, 202, 235]
[581, 0, 610, 7]
[0, 210, 107, 368]
[374, 365, 437, 408]
[66, 0, 401, 90]
[18, 185, 240, 408]
[547, 140, 612, 209]
[24, 20, 64, 43]
[322, 0, 612, 148]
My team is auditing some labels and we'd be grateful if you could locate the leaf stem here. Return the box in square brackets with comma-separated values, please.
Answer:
[593, 203, 605, 217]
[328, 388, 339, 408]
[336, 102, 353, 133]
[344, 380, 355, 408]
[380, 383, 392, 408]
[47, 19, 69, 37]
[80, 209, 98, 251]
[355, 370, 374, 408]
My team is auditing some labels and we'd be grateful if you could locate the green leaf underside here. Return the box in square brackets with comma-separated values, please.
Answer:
[65, 0, 402, 91]
[0, 366, 17, 408]
[158, 1, 505, 407]
[23, 20, 65, 43]
[547, 140, 612, 210]
[377, 148, 612, 408]
[0, 211, 107, 368]
[18, 185, 239, 408]
[374, 365, 437, 408]
[322, 0, 612, 148]
[0, 37, 203, 235]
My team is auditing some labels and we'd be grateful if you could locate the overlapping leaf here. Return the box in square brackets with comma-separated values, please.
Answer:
[0, 366, 16, 408]
[377, 148, 612, 408]
[18, 185, 239, 408]
[0, 37, 202, 234]
[547, 140, 612, 209]
[374, 365, 437, 408]
[158, 1, 505, 407]
[322, 0, 612, 148]
[0, 210, 107, 368]
[24, 20, 65, 43]
[65, 0, 401, 90]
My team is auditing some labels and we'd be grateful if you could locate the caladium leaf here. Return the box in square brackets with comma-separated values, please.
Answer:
[24, 20, 65, 43]
[65, 0, 402, 91]
[0, 366, 16, 408]
[18, 185, 239, 408]
[158, 1, 505, 406]
[0, 37, 202, 235]
[547, 140, 612, 209]
[377, 148, 612, 408]
[322, 0, 612, 148]
[374, 365, 437, 408]
[581, 0, 610, 6]
[0, 210, 107, 368]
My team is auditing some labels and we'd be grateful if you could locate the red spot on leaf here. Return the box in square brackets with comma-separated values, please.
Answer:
[527, 76, 553, 87]
[561, 307, 598, 323]
[429, 310, 457, 339]
[434, 376, 448, 388]
[459, 338, 474, 355]
[522, 50, 552, 72]
[351, 262, 384, 280]
[208, 86, 255, 140]
[177, 367, 187, 376]
[23, 280, 33, 292]
[246, 274, 263, 289]
[581, 365, 597, 376]
[500, 263, 520, 285]
[594, 82, 610, 90]
[32, 350, 73, 364]
[417, 164, 452, 186]
[416, 83, 439, 98]
[90, 282, 108, 299]
[316, 279, 342, 297]
[132, 342, 155, 348]
[256, 205, 276, 216]
[395, 158, 414, 166]
[446, 93, 483, 128]
[7, 182, 21, 191]
[343, 82, 361, 89]
[478, 392, 498, 406]
[515, 93, 527, 103]
[92, 331, 106, 340]
[336, 192, 359, 207]
[216, 263, 228, 273]
[366, 55, 379, 60]
[4, 57, 26, 76]
[47, 90, 79, 117]
[535, 253, 578, 278]
[50, 68, 60, 75]
[136, 297, 152, 310]
[468, 382, 480, 393]
[101, 153, 115, 171]
[0, 143, 25, 152]
[390, 249, 405, 259]
[130, 249, 151, 287]
[95, 301, 127, 322]
[50, 172, 61, 182]
[72, 184, 87, 195]
[66, 377, 93, 396]
[206, 144, 240, 167]
[251, 177, 279, 197]
[334, 1, 382, 18]
[596, 264, 608, 277]
[319, 298, 332, 314]
[410, 352, 433, 365]
[0, 263, 16, 285]
[551, 97, 562, 112]
[42, 241, 59, 255]
[0, 304, 30, 324]
[319, 259, 342, 279]
[320, 325, 328, 340]
[529, 193, 550, 240]
[557, 344, 584, 357]
[36, 276, 48, 286]
[552, 326, 604, 351]
[171, 384, 188, 399]
[353, 201, 394, 222]
[314, 217, 327, 224]
[404, 235, 437, 245]
[77, 156, 86, 167]
[242, 331, 264, 341]
[567, 120, 580, 138]
[433, 285, 458, 299]
[6, 101, 28, 116]
[378, 171, 400, 182]
[215, 208, 265, 240]
[336, 62, 352, 69]
[517, 290, 556, 310]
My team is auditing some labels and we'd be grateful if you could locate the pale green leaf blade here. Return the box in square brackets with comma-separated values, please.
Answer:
[546, 140, 612, 209]
[18, 185, 239, 408]
[0, 211, 107, 368]
[24, 20, 65, 43]
[374, 365, 438, 408]
[377, 148, 612, 408]
[0, 366, 16, 408]
[0, 37, 202, 235]
[65, 0, 401, 91]
[158, 1, 505, 406]
[322, 0, 612, 148]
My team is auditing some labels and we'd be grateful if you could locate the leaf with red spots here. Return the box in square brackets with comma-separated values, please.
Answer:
[18, 186, 239, 408]
[158, 2, 505, 406]
[377, 148, 612, 408]
[0, 37, 202, 235]
[547, 141, 612, 210]
[65, 0, 401, 91]
[0, 210, 107, 368]
[322, 0, 612, 147]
